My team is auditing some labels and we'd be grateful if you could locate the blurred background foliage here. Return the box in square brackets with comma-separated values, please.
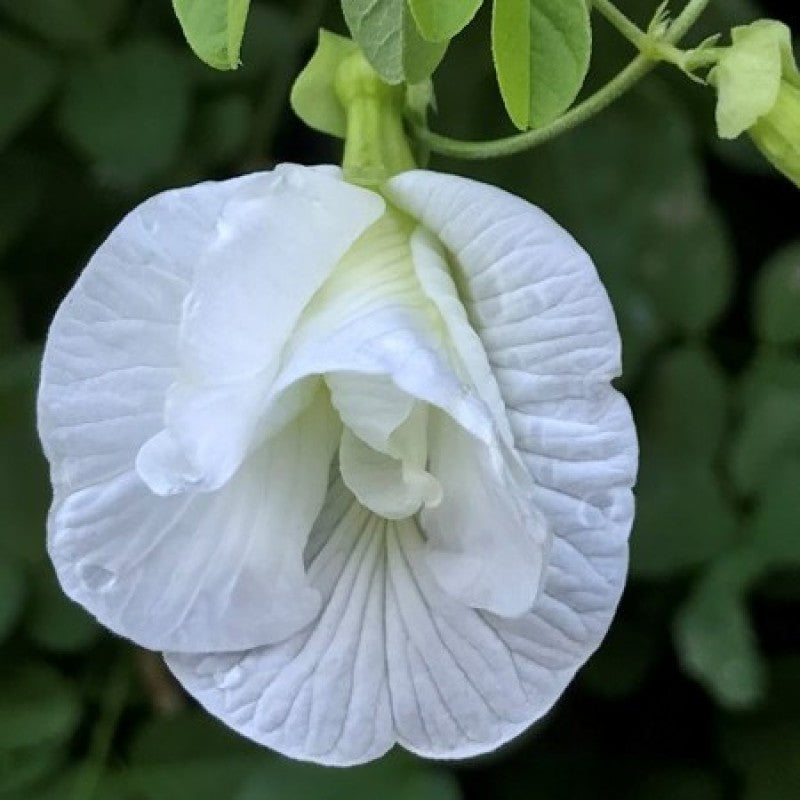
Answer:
[0, 0, 799, 798]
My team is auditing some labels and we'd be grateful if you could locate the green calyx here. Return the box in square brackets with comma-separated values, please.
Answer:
[290, 29, 419, 187]
[335, 51, 416, 186]
[709, 20, 800, 139]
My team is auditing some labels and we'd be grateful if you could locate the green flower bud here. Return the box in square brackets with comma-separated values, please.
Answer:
[709, 20, 800, 187]
[749, 79, 800, 187]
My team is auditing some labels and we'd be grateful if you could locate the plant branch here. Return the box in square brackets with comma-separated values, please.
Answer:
[413, 0, 713, 160]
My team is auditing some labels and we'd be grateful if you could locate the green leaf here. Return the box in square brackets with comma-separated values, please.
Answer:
[0, 742, 64, 795]
[630, 348, 737, 577]
[754, 241, 800, 345]
[0, 663, 82, 750]
[341, 0, 448, 84]
[631, 466, 738, 578]
[738, 349, 800, 411]
[59, 39, 191, 185]
[407, 0, 483, 43]
[172, 0, 251, 70]
[491, 0, 591, 129]
[0, 0, 128, 49]
[674, 549, 767, 709]
[0, 32, 58, 150]
[730, 384, 800, 495]
[290, 29, 358, 138]
[750, 459, 800, 565]
[637, 201, 734, 335]
[638, 347, 730, 467]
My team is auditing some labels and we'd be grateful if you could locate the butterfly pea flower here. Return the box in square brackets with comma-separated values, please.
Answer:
[710, 20, 800, 187]
[38, 163, 637, 765]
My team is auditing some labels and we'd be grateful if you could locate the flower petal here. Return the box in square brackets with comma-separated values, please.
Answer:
[165, 477, 597, 765]
[386, 171, 622, 388]
[267, 211, 495, 446]
[47, 389, 339, 652]
[38, 174, 256, 495]
[409, 225, 514, 444]
[179, 164, 385, 383]
[329, 382, 442, 519]
[387, 170, 638, 698]
[38, 169, 359, 651]
[140, 165, 384, 493]
[421, 411, 549, 617]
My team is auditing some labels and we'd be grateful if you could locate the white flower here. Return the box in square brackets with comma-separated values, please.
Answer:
[38, 164, 637, 765]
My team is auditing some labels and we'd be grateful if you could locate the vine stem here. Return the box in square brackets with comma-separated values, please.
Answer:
[412, 0, 712, 160]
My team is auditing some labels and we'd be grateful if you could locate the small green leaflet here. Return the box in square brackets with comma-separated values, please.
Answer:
[407, 0, 484, 43]
[172, 0, 251, 70]
[492, 0, 591, 130]
[341, 0, 447, 84]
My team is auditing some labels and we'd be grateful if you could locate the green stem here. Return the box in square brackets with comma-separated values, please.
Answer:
[336, 52, 416, 185]
[414, 0, 712, 160]
[593, 0, 718, 71]
[592, 0, 654, 52]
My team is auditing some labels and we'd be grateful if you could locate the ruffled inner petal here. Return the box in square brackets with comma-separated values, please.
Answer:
[421, 410, 550, 617]
[179, 165, 385, 383]
[137, 165, 384, 495]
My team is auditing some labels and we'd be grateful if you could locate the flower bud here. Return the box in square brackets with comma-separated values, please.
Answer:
[748, 78, 800, 187]
[709, 20, 800, 187]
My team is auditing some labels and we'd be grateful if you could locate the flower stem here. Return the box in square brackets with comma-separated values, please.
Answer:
[413, 0, 712, 160]
[592, 0, 655, 52]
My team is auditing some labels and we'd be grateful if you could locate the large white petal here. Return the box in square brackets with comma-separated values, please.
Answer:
[38, 167, 364, 651]
[47, 390, 340, 652]
[387, 171, 638, 697]
[387, 171, 622, 389]
[166, 478, 596, 765]
[38, 174, 258, 494]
